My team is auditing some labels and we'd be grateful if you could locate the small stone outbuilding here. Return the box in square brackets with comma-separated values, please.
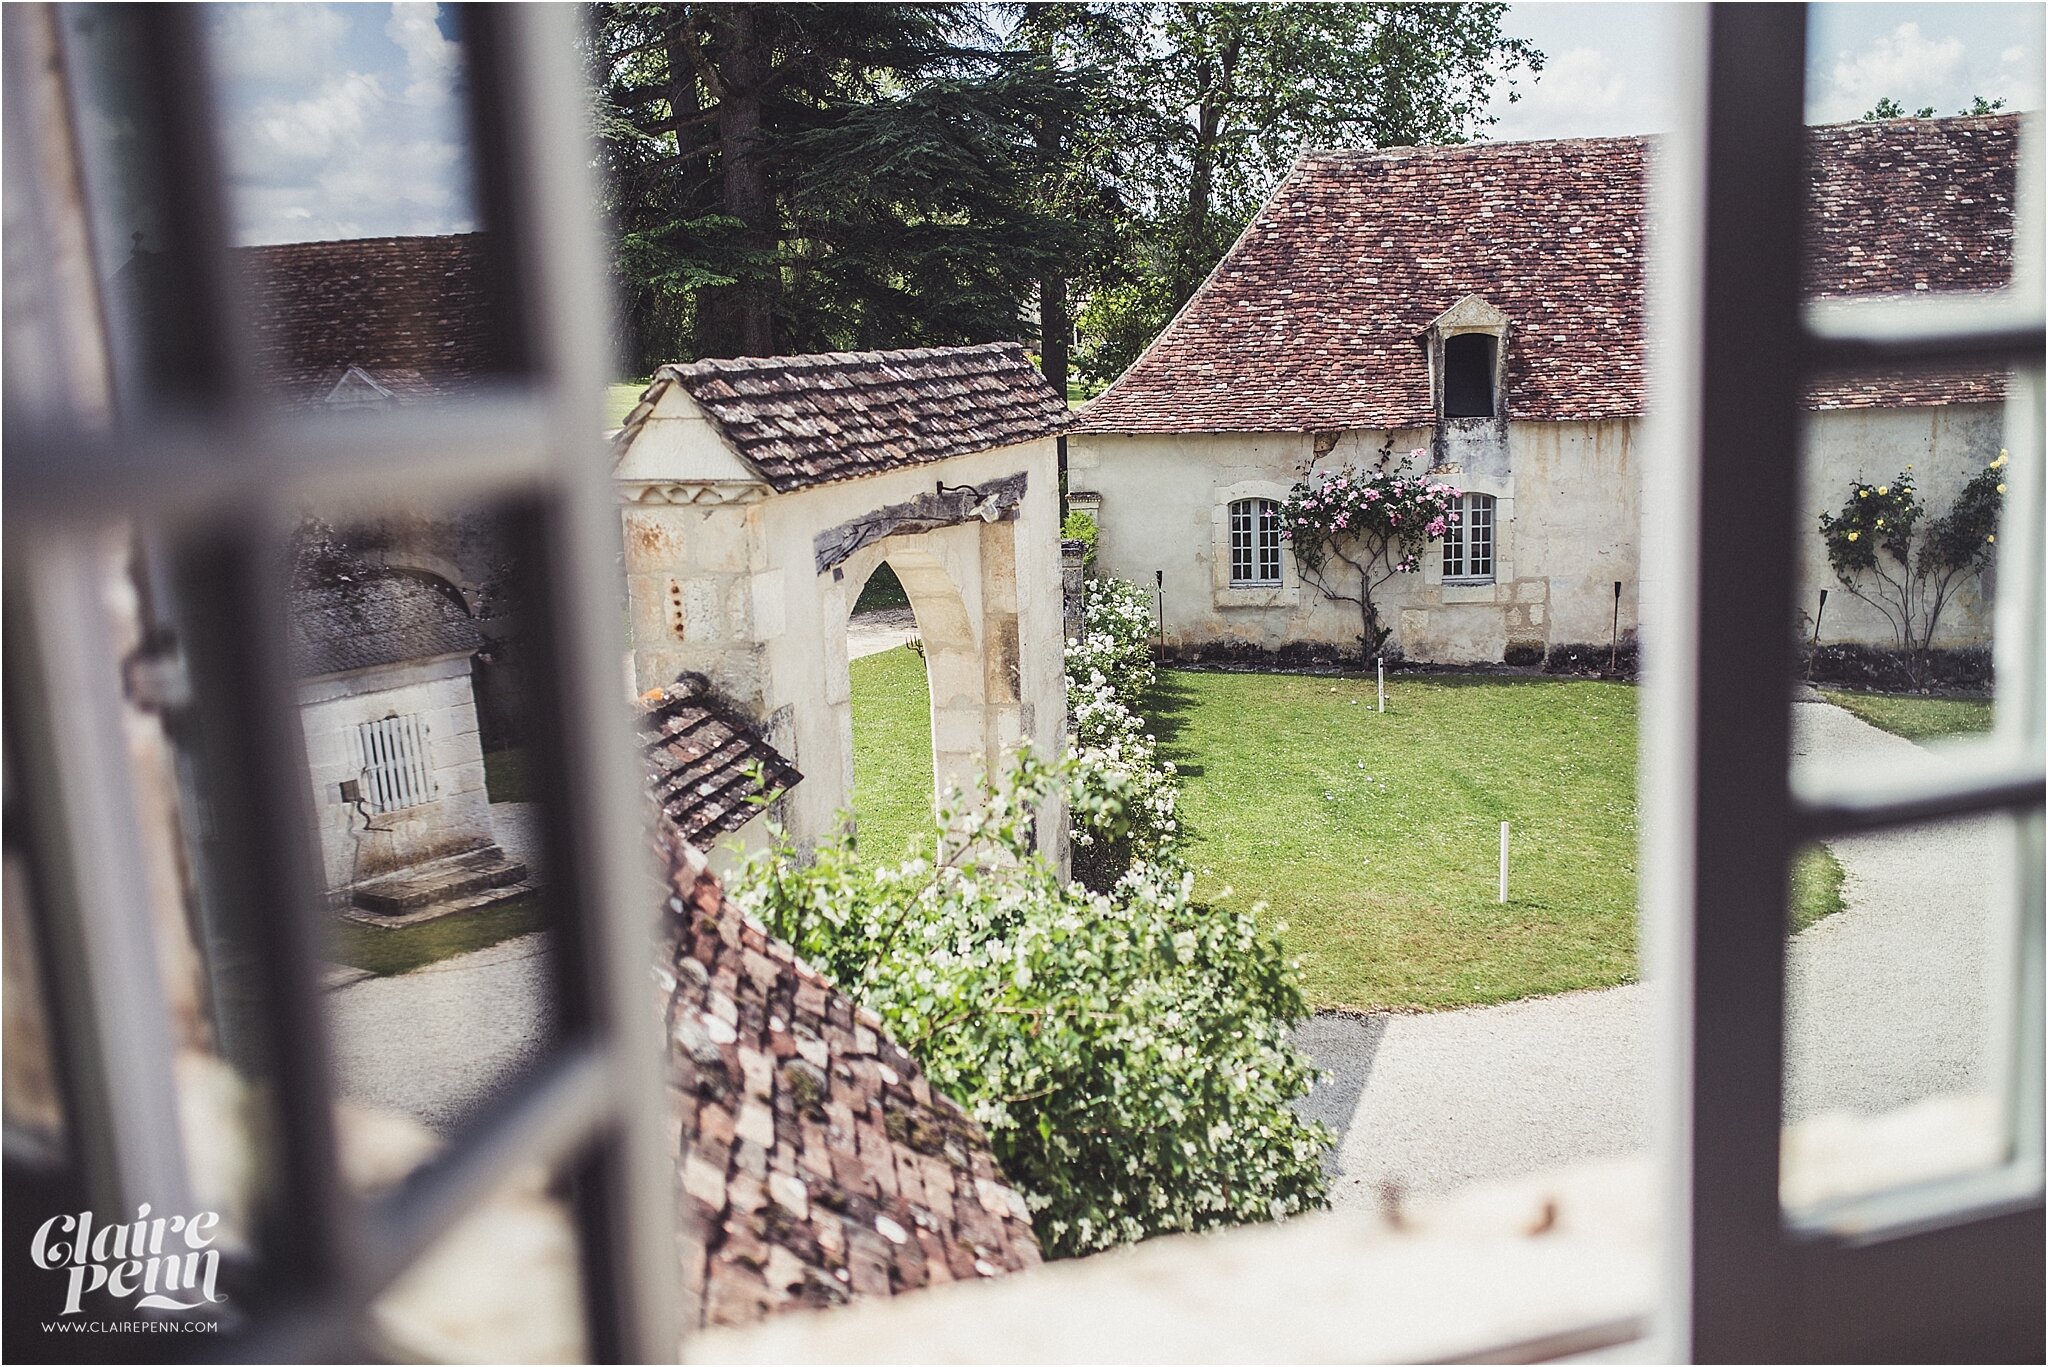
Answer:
[291, 568, 530, 917]
[613, 343, 1070, 850]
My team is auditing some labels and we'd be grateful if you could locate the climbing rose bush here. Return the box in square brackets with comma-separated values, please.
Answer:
[1281, 450, 1463, 658]
[1065, 576, 1179, 889]
[1817, 454, 2006, 677]
[726, 746, 1331, 1258]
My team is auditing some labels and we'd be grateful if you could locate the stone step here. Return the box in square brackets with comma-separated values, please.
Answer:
[339, 876, 540, 931]
[350, 847, 528, 916]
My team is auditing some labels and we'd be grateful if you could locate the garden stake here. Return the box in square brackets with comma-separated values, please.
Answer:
[1377, 657, 1385, 713]
[1155, 568, 1165, 662]
[1498, 821, 1509, 904]
[1609, 580, 1622, 673]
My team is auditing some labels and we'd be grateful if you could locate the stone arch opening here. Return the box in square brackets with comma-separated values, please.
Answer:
[832, 536, 1011, 853]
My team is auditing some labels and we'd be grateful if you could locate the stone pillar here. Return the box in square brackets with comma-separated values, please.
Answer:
[1060, 539, 1087, 642]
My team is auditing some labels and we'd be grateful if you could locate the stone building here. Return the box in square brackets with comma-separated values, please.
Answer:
[612, 343, 1070, 849]
[290, 567, 530, 917]
[1071, 115, 2017, 665]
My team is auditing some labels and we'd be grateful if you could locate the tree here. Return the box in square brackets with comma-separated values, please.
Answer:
[1078, 3, 1541, 380]
[590, 3, 1096, 370]
[1816, 453, 2007, 682]
[1862, 95, 2006, 121]
[1280, 448, 1465, 660]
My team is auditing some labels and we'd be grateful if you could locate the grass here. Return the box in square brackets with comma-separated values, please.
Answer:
[1818, 689, 1994, 744]
[849, 647, 935, 864]
[328, 893, 550, 977]
[483, 746, 536, 804]
[605, 379, 650, 428]
[842, 660, 1849, 1012]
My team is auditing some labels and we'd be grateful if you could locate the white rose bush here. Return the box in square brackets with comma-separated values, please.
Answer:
[725, 576, 1329, 1257]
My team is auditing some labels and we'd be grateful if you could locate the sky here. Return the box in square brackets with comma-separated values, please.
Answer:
[188, 2, 2045, 246]
[1487, 1, 2046, 141]
[204, 2, 477, 246]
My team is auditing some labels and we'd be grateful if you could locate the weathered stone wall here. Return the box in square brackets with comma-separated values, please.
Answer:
[297, 654, 496, 892]
[620, 405, 1066, 851]
[1071, 402, 2002, 664]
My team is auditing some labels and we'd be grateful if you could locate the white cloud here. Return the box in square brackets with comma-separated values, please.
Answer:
[1491, 47, 1630, 140]
[209, 5, 352, 86]
[1812, 22, 1966, 123]
[209, 4, 477, 245]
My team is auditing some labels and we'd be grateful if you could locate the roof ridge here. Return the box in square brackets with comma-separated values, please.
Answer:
[666, 340, 1022, 380]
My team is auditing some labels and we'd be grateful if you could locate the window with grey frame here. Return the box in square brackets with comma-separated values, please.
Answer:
[1442, 492, 1495, 582]
[1, 5, 678, 1360]
[1228, 497, 1283, 586]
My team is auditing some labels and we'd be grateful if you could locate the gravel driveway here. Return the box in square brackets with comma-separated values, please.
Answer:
[848, 606, 919, 659]
[1310, 698, 2001, 1204]
[327, 932, 557, 1134]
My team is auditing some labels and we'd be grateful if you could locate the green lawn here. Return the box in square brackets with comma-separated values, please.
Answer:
[844, 659, 1845, 1012]
[329, 894, 550, 977]
[1819, 689, 1994, 744]
[849, 647, 935, 864]
[606, 379, 650, 428]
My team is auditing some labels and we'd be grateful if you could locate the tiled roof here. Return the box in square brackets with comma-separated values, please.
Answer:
[620, 343, 1069, 493]
[655, 824, 1041, 1328]
[639, 679, 803, 848]
[290, 570, 481, 678]
[238, 233, 512, 406]
[1078, 115, 2018, 433]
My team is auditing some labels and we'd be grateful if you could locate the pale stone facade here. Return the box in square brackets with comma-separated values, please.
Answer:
[613, 347, 1069, 851]
[298, 654, 497, 894]
[1072, 403, 2000, 664]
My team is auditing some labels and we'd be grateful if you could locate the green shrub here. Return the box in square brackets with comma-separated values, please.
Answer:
[1061, 509, 1100, 573]
[1066, 577, 1178, 890]
[727, 748, 1329, 1257]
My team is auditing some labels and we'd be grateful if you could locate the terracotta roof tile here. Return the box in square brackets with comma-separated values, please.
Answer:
[639, 679, 803, 848]
[632, 343, 1069, 493]
[1078, 116, 2018, 433]
[654, 823, 1040, 1328]
[289, 569, 480, 678]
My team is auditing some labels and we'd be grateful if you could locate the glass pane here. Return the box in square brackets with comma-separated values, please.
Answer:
[198, 4, 520, 408]
[285, 498, 568, 1136]
[1781, 819, 2014, 1213]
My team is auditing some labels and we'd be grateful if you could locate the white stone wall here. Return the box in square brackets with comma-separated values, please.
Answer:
[298, 654, 496, 893]
[1070, 402, 2002, 663]
[619, 405, 1067, 852]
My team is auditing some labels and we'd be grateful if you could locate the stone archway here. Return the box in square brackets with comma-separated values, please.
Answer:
[830, 535, 1020, 826]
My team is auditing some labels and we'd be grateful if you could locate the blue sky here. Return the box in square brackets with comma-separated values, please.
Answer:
[204, 2, 476, 245]
[1487, 2, 2045, 141]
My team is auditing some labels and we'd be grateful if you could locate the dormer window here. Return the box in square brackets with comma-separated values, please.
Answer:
[1443, 334, 1497, 417]
[1424, 294, 1510, 426]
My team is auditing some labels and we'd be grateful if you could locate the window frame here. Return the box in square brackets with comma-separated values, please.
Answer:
[2, 7, 678, 1359]
[1441, 492, 1496, 584]
[1227, 496, 1283, 587]
[1642, 7, 2044, 1359]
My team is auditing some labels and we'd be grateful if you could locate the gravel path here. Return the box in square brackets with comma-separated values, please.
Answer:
[848, 606, 919, 660]
[327, 932, 557, 1134]
[1321, 699, 1998, 1205]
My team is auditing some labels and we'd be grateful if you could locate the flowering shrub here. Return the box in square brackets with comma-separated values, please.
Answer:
[1817, 453, 2006, 680]
[727, 747, 1330, 1258]
[1281, 450, 1463, 658]
[1065, 577, 1179, 889]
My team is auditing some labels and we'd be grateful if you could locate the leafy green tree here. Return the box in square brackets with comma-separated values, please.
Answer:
[1862, 95, 2006, 121]
[1078, 3, 1541, 379]
[590, 3, 1097, 370]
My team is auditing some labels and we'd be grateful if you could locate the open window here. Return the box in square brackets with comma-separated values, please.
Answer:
[1443, 334, 1497, 418]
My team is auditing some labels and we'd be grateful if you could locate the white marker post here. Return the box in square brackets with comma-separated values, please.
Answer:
[1377, 657, 1385, 714]
[1497, 821, 1510, 904]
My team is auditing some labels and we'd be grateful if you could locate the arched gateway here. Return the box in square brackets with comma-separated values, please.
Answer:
[611, 344, 1069, 855]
